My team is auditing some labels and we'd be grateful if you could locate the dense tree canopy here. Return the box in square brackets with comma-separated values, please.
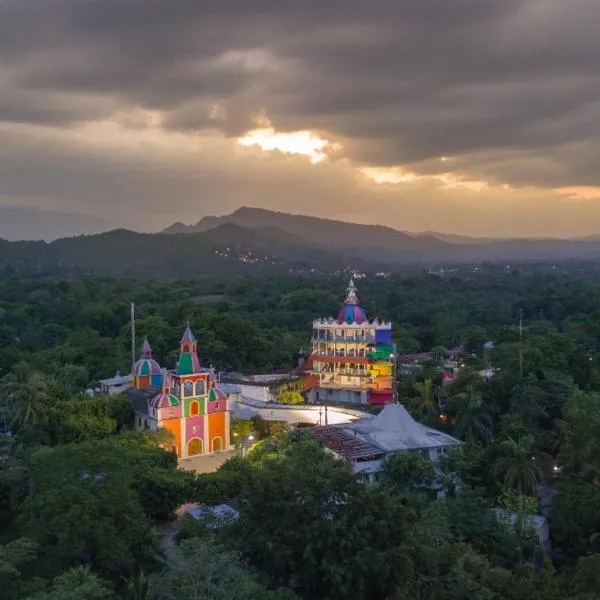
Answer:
[2, 271, 600, 597]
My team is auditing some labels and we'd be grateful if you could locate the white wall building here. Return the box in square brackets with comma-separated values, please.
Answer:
[98, 372, 133, 395]
[313, 403, 460, 492]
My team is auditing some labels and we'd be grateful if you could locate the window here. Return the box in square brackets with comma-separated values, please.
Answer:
[214, 403, 219, 410]
[138, 417, 141, 426]
[190, 400, 200, 416]
[195, 380, 205, 395]
[184, 381, 193, 397]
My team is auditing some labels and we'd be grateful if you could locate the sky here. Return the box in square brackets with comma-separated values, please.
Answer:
[1, 0, 600, 239]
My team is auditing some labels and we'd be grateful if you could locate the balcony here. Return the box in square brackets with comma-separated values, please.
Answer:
[317, 368, 372, 378]
[313, 335, 376, 343]
[312, 350, 370, 358]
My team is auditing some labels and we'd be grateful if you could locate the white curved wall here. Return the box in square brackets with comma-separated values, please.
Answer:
[230, 396, 369, 425]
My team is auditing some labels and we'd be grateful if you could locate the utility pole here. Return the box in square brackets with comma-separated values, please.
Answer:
[519, 308, 524, 378]
[131, 302, 136, 369]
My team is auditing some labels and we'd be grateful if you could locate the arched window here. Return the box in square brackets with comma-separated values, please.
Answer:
[195, 380, 205, 396]
[211, 437, 223, 452]
[190, 400, 200, 416]
[173, 383, 181, 396]
[184, 381, 193, 397]
[182, 344, 189, 353]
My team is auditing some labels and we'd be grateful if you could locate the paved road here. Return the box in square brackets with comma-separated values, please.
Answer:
[178, 449, 237, 474]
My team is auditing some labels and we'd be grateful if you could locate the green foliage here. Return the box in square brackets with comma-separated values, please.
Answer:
[550, 481, 600, 563]
[148, 537, 298, 599]
[18, 441, 155, 579]
[278, 390, 304, 405]
[382, 450, 435, 494]
[237, 434, 415, 599]
[0, 537, 43, 599]
[491, 435, 543, 497]
[135, 467, 196, 522]
[5, 272, 600, 597]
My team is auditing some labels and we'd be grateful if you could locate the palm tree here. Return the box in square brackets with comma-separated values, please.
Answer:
[410, 378, 438, 421]
[0, 363, 49, 430]
[451, 385, 493, 444]
[127, 571, 149, 600]
[491, 434, 543, 505]
[63, 565, 97, 585]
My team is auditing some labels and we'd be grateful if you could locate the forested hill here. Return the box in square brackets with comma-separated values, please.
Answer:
[5, 214, 600, 277]
[0, 223, 374, 277]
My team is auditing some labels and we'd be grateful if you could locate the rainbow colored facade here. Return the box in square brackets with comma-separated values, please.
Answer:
[306, 279, 394, 406]
[129, 327, 230, 458]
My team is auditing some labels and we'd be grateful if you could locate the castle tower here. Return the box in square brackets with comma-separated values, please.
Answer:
[132, 337, 163, 389]
[149, 373, 182, 454]
[307, 279, 394, 406]
[165, 326, 230, 459]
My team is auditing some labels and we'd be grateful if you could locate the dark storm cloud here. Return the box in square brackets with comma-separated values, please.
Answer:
[1, 0, 599, 197]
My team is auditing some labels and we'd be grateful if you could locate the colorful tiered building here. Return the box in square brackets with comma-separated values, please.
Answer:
[127, 326, 230, 458]
[306, 279, 395, 406]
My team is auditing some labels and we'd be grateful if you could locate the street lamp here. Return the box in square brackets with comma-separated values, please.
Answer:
[242, 434, 254, 457]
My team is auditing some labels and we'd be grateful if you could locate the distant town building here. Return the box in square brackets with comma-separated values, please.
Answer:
[306, 279, 395, 406]
[124, 327, 231, 459]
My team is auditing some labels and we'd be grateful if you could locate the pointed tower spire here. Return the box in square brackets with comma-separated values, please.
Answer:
[177, 326, 201, 375]
[160, 369, 171, 392]
[140, 337, 152, 358]
[338, 277, 366, 324]
[181, 325, 196, 345]
[345, 278, 358, 305]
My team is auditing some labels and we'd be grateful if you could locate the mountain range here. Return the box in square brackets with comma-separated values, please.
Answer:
[3, 206, 600, 277]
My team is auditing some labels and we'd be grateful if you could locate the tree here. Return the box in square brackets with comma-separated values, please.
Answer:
[238, 434, 414, 599]
[550, 481, 600, 563]
[382, 450, 435, 496]
[148, 537, 298, 599]
[450, 385, 493, 444]
[1, 363, 50, 430]
[409, 378, 439, 421]
[17, 440, 157, 579]
[0, 537, 42, 600]
[558, 390, 600, 484]
[491, 435, 542, 509]
[26, 566, 114, 600]
[278, 390, 304, 405]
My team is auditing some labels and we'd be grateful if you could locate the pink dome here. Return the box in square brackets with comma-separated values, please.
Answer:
[133, 357, 162, 377]
[337, 304, 367, 324]
[337, 278, 367, 324]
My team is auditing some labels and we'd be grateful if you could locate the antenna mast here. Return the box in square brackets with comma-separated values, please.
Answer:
[519, 308, 523, 378]
[131, 302, 136, 369]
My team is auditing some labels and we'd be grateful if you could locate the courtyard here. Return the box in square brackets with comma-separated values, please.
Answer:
[178, 449, 237, 474]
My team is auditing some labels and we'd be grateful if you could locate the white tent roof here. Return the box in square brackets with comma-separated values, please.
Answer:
[347, 403, 459, 452]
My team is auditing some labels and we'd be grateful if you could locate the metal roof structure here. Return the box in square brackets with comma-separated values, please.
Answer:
[312, 425, 384, 461]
